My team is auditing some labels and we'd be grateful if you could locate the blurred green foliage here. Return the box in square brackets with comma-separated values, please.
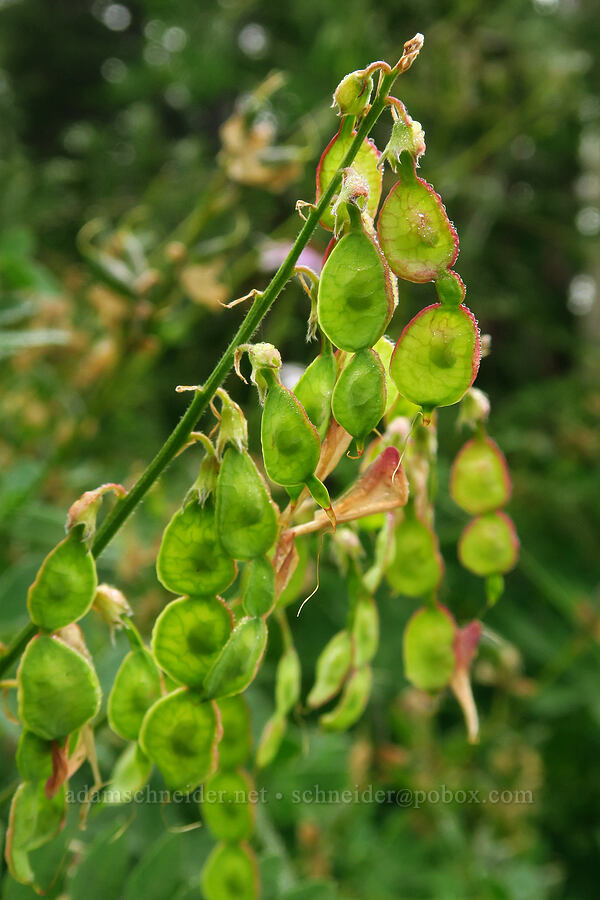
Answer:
[1, 0, 599, 897]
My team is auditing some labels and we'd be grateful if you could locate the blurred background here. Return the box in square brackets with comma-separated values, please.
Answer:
[0, 1, 599, 898]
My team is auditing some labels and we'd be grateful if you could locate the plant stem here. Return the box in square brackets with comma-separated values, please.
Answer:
[0, 60, 410, 678]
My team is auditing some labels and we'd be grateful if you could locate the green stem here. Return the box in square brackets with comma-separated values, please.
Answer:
[0, 64, 404, 678]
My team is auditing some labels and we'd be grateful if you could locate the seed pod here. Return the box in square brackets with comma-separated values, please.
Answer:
[390, 303, 480, 412]
[275, 645, 301, 716]
[202, 769, 256, 841]
[18, 634, 101, 741]
[332, 69, 373, 117]
[377, 153, 458, 282]
[256, 713, 286, 769]
[203, 617, 268, 700]
[102, 744, 152, 806]
[373, 335, 399, 414]
[216, 448, 279, 560]
[316, 122, 381, 231]
[320, 665, 372, 732]
[5, 781, 66, 886]
[386, 509, 444, 597]
[450, 436, 511, 515]
[351, 594, 379, 667]
[107, 648, 162, 741]
[156, 498, 236, 597]
[331, 349, 387, 454]
[403, 605, 456, 692]
[306, 630, 353, 709]
[293, 341, 337, 439]
[201, 842, 259, 900]
[152, 596, 234, 688]
[139, 689, 221, 791]
[27, 526, 97, 631]
[217, 696, 252, 769]
[317, 211, 396, 352]
[16, 731, 53, 783]
[458, 511, 519, 576]
[241, 555, 275, 618]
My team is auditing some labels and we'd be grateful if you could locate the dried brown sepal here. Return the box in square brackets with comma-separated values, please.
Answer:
[450, 621, 482, 745]
[273, 531, 299, 600]
[66, 482, 127, 543]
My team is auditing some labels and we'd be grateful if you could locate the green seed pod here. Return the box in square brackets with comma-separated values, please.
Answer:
[373, 335, 399, 414]
[16, 731, 53, 783]
[18, 634, 101, 741]
[203, 617, 268, 700]
[386, 509, 444, 597]
[403, 605, 456, 692]
[217, 695, 252, 769]
[317, 214, 396, 352]
[275, 645, 301, 716]
[152, 596, 234, 688]
[450, 436, 511, 515]
[27, 527, 97, 631]
[390, 303, 480, 412]
[139, 689, 221, 791]
[102, 744, 152, 806]
[293, 342, 337, 439]
[216, 448, 279, 560]
[331, 349, 387, 454]
[5, 781, 66, 886]
[458, 511, 519, 576]
[156, 498, 237, 596]
[256, 712, 286, 769]
[242, 555, 276, 618]
[351, 595, 379, 668]
[201, 841, 259, 900]
[332, 69, 373, 117]
[316, 123, 381, 231]
[320, 665, 372, 732]
[377, 153, 458, 282]
[107, 647, 162, 741]
[261, 373, 320, 485]
[306, 630, 353, 709]
[202, 769, 256, 842]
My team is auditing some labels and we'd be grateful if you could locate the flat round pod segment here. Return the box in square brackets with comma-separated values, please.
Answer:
[377, 169, 458, 282]
[203, 617, 268, 700]
[316, 124, 381, 231]
[18, 634, 101, 741]
[156, 499, 236, 597]
[317, 226, 396, 352]
[139, 689, 221, 792]
[331, 349, 387, 451]
[390, 303, 480, 411]
[108, 648, 162, 741]
[216, 448, 279, 560]
[293, 346, 337, 439]
[386, 512, 444, 597]
[458, 511, 519, 576]
[27, 528, 97, 631]
[202, 768, 256, 841]
[261, 379, 321, 486]
[403, 605, 456, 692]
[201, 841, 259, 900]
[216, 695, 252, 769]
[242, 555, 275, 618]
[152, 596, 233, 688]
[450, 436, 511, 515]
[6, 781, 66, 886]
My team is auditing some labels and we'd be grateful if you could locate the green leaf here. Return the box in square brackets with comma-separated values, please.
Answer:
[203, 617, 268, 700]
[18, 634, 101, 740]
[27, 529, 97, 631]
[152, 596, 234, 688]
[108, 648, 162, 741]
[69, 824, 130, 900]
[156, 499, 237, 597]
[403, 605, 456, 692]
[139, 688, 220, 791]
